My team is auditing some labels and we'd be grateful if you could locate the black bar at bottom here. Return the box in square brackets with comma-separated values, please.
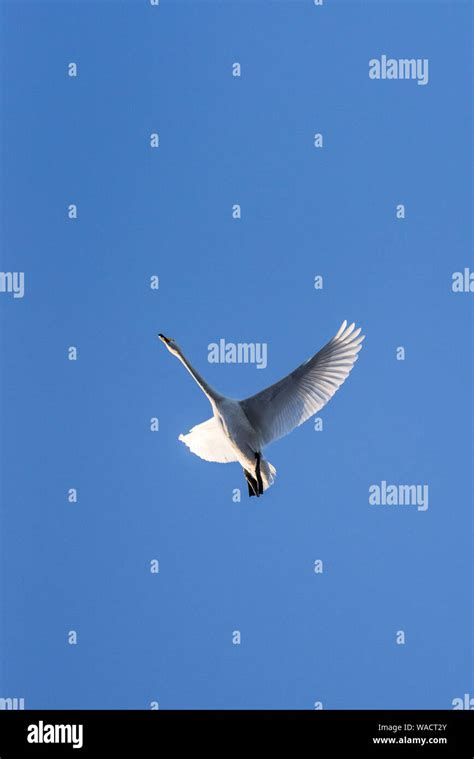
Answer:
[0, 709, 472, 756]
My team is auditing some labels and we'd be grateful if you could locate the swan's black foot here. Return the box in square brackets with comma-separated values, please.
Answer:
[244, 468, 259, 497]
[255, 452, 264, 495]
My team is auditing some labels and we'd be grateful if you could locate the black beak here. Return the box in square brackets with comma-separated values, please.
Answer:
[158, 334, 170, 344]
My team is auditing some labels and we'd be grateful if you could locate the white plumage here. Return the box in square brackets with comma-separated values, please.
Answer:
[159, 320, 364, 497]
[179, 418, 237, 463]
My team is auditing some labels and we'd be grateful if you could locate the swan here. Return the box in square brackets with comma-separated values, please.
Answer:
[158, 320, 364, 497]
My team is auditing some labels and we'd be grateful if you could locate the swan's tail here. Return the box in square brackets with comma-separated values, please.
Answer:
[261, 458, 277, 491]
[244, 457, 276, 497]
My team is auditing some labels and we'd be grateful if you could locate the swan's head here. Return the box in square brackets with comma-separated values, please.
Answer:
[158, 333, 180, 356]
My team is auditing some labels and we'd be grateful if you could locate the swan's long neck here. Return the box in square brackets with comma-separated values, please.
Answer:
[176, 348, 222, 405]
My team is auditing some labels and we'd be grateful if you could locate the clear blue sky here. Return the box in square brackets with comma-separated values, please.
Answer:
[0, 0, 472, 709]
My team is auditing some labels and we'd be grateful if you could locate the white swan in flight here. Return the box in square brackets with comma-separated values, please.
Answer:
[158, 321, 364, 497]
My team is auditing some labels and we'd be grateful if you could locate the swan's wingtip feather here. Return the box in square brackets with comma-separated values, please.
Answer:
[335, 320, 348, 339]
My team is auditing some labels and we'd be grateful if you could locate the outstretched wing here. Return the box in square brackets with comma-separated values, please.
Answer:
[179, 417, 238, 463]
[240, 321, 364, 448]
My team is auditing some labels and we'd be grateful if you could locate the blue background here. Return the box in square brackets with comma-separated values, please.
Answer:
[0, 0, 472, 709]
